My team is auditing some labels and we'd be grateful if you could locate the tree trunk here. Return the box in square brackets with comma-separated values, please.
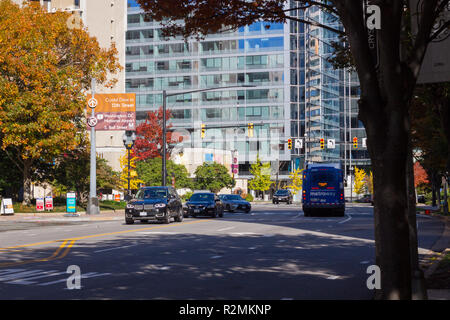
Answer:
[366, 104, 412, 300]
[406, 134, 427, 299]
[431, 170, 437, 207]
[22, 159, 33, 206]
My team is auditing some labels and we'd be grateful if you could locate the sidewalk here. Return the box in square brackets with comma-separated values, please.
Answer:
[0, 210, 125, 222]
[418, 210, 450, 300]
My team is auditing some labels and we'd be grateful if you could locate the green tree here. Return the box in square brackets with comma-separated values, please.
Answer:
[52, 146, 121, 204]
[137, 158, 192, 189]
[0, 1, 121, 205]
[193, 162, 234, 193]
[248, 155, 272, 195]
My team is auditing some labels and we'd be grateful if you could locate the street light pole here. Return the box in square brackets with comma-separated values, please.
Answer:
[162, 90, 167, 186]
[123, 130, 136, 200]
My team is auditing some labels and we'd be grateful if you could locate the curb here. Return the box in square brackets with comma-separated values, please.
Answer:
[0, 210, 125, 222]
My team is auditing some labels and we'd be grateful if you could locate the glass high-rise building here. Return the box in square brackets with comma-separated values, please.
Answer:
[126, 0, 370, 185]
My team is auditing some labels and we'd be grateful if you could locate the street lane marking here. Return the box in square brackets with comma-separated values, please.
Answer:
[0, 240, 75, 268]
[0, 220, 212, 268]
[94, 244, 138, 253]
[338, 214, 352, 224]
[216, 226, 235, 232]
[0, 219, 211, 252]
[38, 272, 111, 286]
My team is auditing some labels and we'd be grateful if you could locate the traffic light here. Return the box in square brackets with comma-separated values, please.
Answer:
[248, 123, 254, 137]
[353, 136, 358, 149]
[201, 124, 205, 139]
[287, 138, 292, 150]
[320, 138, 325, 149]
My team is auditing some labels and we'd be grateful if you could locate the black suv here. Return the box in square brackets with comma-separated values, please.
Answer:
[125, 186, 183, 224]
[185, 192, 224, 218]
[273, 189, 293, 204]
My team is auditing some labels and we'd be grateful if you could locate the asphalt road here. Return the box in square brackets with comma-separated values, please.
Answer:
[0, 204, 444, 300]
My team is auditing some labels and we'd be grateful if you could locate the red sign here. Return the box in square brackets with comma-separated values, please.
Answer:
[36, 198, 44, 212]
[45, 196, 53, 211]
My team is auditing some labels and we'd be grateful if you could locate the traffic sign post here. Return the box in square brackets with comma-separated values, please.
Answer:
[87, 79, 99, 215]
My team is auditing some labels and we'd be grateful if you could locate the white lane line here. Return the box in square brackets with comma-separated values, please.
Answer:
[6, 271, 65, 285]
[38, 272, 111, 286]
[210, 255, 222, 259]
[137, 232, 179, 235]
[94, 244, 138, 253]
[217, 226, 235, 232]
[0, 270, 44, 281]
[338, 214, 352, 224]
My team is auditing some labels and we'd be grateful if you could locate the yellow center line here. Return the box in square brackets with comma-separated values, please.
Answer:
[0, 220, 212, 253]
[0, 240, 70, 268]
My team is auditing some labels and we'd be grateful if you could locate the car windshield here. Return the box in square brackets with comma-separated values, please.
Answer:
[275, 190, 289, 195]
[135, 188, 167, 199]
[190, 194, 214, 201]
[223, 195, 243, 201]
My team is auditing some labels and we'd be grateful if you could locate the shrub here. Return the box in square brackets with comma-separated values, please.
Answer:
[245, 193, 254, 202]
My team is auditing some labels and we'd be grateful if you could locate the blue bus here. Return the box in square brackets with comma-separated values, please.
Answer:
[302, 163, 345, 217]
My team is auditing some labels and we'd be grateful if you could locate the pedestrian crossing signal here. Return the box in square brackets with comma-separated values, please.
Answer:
[320, 138, 325, 149]
[353, 137, 358, 148]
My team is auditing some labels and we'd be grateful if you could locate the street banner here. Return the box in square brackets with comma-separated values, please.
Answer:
[45, 196, 53, 211]
[36, 198, 44, 212]
[86, 93, 136, 130]
[66, 192, 76, 213]
[0, 198, 14, 215]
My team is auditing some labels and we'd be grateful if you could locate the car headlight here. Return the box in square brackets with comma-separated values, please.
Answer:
[154, 203, 166, 208]
[126, 204, 135, 209]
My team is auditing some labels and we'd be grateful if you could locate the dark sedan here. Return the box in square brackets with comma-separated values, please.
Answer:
[185, 193, 224, 218]
[218, 194, 251, 213]
[273, 189, 293, 204]
[125, 186, 184, 224]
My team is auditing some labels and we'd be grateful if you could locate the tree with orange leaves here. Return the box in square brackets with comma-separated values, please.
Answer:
[0, 1, 121, 205]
